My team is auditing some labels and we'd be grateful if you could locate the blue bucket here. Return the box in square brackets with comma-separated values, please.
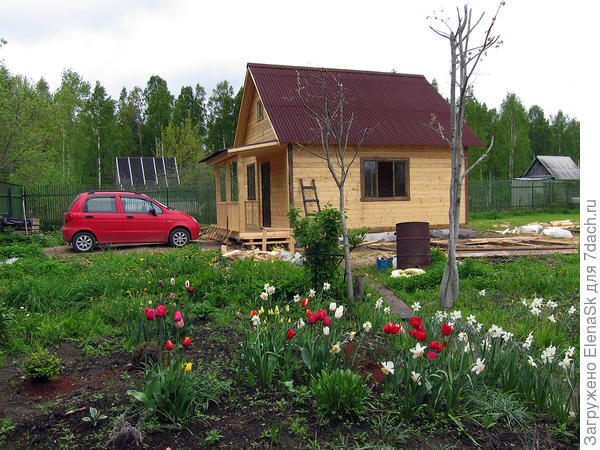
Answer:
[376, 257, 391, 270]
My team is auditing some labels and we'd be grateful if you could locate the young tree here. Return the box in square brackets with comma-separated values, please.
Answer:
[206, 81, 242, 152]
[143, 75, 173, 156]
[294, 70, 371, 301]
[496, 93, 531, 179]
[429, 3, 503, 309]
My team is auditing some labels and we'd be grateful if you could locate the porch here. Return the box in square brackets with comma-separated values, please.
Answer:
[205, 223, 294, 251]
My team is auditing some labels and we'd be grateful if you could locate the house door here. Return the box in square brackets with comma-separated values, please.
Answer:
[261, 162, 271, 227]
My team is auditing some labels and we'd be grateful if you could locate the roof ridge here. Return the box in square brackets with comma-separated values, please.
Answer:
[247, 62, 425, 79]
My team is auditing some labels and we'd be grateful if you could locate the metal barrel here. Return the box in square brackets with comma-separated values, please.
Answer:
[395, 222, 431, 269]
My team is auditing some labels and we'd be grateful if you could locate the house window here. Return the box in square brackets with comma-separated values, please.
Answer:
[230, 162, 238, 202]
[247, 164, 256, 200]
[219, 165, 226, 202]
[257, 100, 264, 122]
[361, 158, 409, 200]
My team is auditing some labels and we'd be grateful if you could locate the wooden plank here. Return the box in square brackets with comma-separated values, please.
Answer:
[457, 248, 578, 258]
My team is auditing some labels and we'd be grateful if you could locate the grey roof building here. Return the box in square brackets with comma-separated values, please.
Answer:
[517, 155, 580, 180]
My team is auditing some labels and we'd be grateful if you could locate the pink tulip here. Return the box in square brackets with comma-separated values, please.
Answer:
[173, 310, 183, 322]
[155, 304, 166, 318]
[175, 319, 184, 328]
[145, 307, 155, 321]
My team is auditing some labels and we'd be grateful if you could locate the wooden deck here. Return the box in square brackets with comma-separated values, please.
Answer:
[204, 225, 294, 251]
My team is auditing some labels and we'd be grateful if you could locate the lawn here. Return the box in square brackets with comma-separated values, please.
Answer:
[0, 226, 579, 449]
[468, 208, 579, 231]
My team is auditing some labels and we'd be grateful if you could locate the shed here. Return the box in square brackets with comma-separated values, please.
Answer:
[201, 63, 482, 248]
[516, 155, 580, 181]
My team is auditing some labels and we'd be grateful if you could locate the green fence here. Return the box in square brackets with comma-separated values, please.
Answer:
[23, 182, 217, 229]
[0, 182, 25, 219]
[469, 179, 580, 212]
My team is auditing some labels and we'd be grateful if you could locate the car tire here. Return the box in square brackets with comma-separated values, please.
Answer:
[72, 231, 96, 253]
[169, 228, 190, 248]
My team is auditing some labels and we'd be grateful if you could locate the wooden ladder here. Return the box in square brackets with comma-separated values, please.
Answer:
[300, 179, 321, 216]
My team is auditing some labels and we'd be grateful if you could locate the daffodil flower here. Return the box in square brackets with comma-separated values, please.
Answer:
[331, 342, 341, 354]
[362, 321, 372, 332]
[410, 343, 427, 359]
[381, 361, 394, 375]
[411, 371, 422, 385]
[471, 358, 485, 375]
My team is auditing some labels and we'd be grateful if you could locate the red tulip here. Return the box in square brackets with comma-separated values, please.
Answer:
[155, 304, 166, 318]
[305, 308, 313, 318]
[410, 329, 427, 342]
[165, 340, 174, 351]
[308, 314, 317, 325]
[301, 298, 309, 308]
[286, 329, 295, 340]
[409, 317, 422, 329]
[441, 323, 453, 337]
[317, 310, 327, 321]
[323, 316, 331, 326]
[250, 309, 258, 318]
[173, 310, 183, 322]
[145, 307, 155, 321]
[429, 341, 443, 353]
[186, 287, 195, 293]
[182, 336, 191, 348]
[427, 351, 437, 360]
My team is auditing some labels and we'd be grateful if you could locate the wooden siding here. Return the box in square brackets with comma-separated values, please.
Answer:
[239, 81, 277, 145]
[291, 145, 466, 230]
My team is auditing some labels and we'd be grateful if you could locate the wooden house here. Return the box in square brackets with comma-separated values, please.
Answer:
[201, 63, 482, 249]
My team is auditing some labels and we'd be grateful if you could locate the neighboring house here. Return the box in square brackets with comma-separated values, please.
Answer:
[516, 155, 580, 181]
[512, 156, 580, 208]
[201, 63, 482, 247]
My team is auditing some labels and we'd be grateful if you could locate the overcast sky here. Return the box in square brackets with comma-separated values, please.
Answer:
[0, 0, 593, 121]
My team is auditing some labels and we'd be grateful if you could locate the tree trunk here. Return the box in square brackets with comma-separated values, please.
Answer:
[439, 181, 461, 308]
[339, 184, 354, 301]
[97, 133, 101, 188]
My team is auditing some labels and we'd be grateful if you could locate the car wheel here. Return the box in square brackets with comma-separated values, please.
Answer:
[72, 231, 96, 253]
[169, 228, 190, 248]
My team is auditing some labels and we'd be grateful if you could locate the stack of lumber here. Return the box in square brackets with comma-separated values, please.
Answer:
[221, 246, 284, 262]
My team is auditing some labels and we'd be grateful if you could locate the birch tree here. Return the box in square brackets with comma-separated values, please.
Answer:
[429, 3, 503, 309]
[295, 70, 371, 301]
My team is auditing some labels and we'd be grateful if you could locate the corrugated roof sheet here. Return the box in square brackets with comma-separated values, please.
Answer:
[248, 63, 483, 147]
[521, 155, 580, 180]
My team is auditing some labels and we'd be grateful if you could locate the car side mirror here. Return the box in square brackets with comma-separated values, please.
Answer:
[149, 208, 157, 216]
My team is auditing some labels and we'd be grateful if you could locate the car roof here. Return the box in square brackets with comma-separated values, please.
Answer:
[84, 191, 147, 196]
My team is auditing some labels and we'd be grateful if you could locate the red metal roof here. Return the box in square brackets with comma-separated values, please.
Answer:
[248, 63, 483, 147]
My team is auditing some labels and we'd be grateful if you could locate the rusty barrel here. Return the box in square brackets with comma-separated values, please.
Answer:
[396, 222, 431, 269]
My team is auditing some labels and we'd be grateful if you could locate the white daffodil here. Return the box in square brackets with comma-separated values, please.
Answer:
[567, 306, 576, 315]
[479, 289, 486, 296]
[264, 283, 271, 291]
[541, 344, 557, 364]
[457, 332, 469, 343]
[449, 310, 462, 321]
[293, 294, 301, 303]
[410, 343, 427, 359]
[331, 342, 341, 354]
[467, 314, 477, 325]
[323, 282, 331, 291]
[260, 291, 269, 301]
[381, 361, 395, 375]
[501, 330, 514, 342]
[362, 321, 372, 332]
[267, 285, 276, 296]
[297, 318, 305, 329]
[329, 302, 337, 312]
[334, 305, 344, 319]
[251, 315, 261, 326]
[309, 289, 316, 298]
[411, 371, 422, 385]
[471, 358, 485, 375]
[527, 355, 537, 367]
[522, 331, 534, 351]
[384, 306, 391, 314]
[323, 326, 330, 336]
[348, 331, 356, 341]
[521, 298, 529, 307]
[488, 324, 503, 338]
[464, 341, 471, 353]
[548, 314, 556, 324]
[411, 302, 421, 312]
[531, 297, 543, 308]
[475, 322, 483, 333]
[530, 306, 541, 317]
[375, 297, 383, 309]
[565, 346, 576, 358]
[546, 300, 558, 309]
[481, 339, 490, 350]
[558, 356, 572, 370]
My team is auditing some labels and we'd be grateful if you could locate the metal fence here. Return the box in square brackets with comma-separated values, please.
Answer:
[22, 182, 217, 229]
[469, 179, 580, 212]
[0, 182, 25, 219]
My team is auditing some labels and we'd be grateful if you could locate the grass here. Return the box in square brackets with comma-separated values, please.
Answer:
[468, 208, 579, 230]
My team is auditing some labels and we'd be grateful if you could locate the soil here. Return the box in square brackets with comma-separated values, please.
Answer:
[0, 239, 577, 448]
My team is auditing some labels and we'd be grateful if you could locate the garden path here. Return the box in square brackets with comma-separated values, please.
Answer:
[369, 282, 414, 319]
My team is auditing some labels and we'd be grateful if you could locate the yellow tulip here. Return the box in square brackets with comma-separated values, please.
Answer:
[183, 362, 192, 373]
[285, 305, 290, 312]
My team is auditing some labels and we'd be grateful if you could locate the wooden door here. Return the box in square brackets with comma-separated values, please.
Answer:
[261, 162, 271, 227]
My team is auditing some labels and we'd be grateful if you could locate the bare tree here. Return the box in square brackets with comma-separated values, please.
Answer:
[294, 70, 371, 300]
[429, 3, 503, 309]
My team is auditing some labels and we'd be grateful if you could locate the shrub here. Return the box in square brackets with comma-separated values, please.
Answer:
[311, 368, 367, 418]
[22, 348, 61, 382]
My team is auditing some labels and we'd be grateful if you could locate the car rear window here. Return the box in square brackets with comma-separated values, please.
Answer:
[83, 196, 117, 213]
[66, 194, 81, 212]
[121, 196, 163, 214]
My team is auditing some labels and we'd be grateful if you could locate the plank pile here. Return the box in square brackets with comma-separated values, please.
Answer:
[220, 246, 284, 262]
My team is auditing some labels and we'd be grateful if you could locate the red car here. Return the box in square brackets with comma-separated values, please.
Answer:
[62, 191, 200, 252]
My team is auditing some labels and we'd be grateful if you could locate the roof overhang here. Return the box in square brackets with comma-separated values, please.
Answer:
[200, 140, 280, 165]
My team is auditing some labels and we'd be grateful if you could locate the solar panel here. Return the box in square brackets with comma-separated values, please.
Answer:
[115, 157, 180, 187]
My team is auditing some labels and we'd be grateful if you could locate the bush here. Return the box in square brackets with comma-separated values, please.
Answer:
[311, 368, 367, 418]
[22, 348, 61, 382]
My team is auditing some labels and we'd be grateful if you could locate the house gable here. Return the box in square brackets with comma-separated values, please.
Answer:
[234, 69, 278, 147]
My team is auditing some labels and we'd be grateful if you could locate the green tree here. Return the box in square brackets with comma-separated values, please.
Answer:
[173, 84, 207, 138]
[206, 81, 242, 152]
[495, 93, 531, 179]
[143, 75, 173, 156]
[161, 116, 204, 183]
[117, 86, 145, 156]
[527, 105, 551, 158]
[464, 90, 498, 180]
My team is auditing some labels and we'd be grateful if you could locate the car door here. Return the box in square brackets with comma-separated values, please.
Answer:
[119, 195, 167, 243]
[80, 195, 123, 243]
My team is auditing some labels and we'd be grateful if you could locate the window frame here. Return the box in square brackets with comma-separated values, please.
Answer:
[360, 157, 410, 202]
[83, 196, 117, 213]
[120, 195, 163, 214]
[247, 163, 256, 201]
[257, 100, 264, 122]
[230, 161, 238, 202]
